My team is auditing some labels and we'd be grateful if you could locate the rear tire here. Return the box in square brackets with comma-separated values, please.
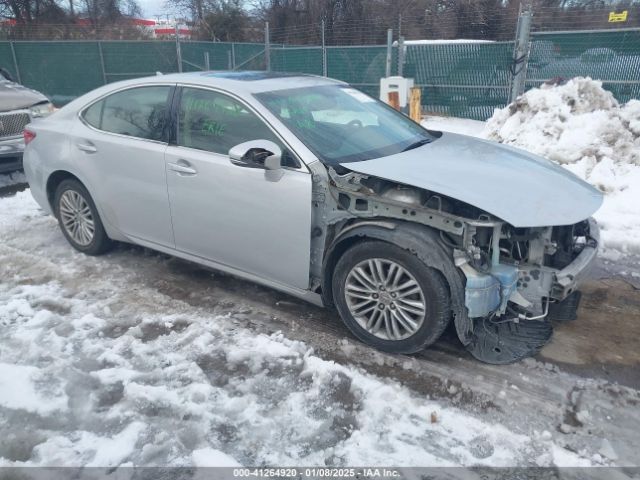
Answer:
[332, 240, 450, 354]
[54, 179, 113, 256]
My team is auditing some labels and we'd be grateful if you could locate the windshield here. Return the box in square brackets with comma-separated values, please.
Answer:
[255, 85, 438, 164]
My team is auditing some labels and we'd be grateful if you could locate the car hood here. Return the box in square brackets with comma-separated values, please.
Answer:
[0, 80, 49, 111]
[341, 132, 603, 227]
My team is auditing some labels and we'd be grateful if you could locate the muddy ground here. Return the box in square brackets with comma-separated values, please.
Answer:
[2, 181, 640, 466]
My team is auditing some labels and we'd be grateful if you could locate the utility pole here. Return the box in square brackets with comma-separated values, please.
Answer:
[509, 6, 533, 102]
[321, 19, 327, 76]
[231, 43, 236, 70]
[264, 22, 271, 71]
[9, 42, 21, 84]
[97, 41, 107, 84]
[398, 36, 405, 77]
[175, 24, 183, 73]
[385, 29, 393, 78]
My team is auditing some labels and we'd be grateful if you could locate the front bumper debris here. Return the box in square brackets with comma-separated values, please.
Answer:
[460, 218, 599, 320]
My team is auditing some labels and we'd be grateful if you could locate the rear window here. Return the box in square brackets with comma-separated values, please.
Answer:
[82, 86, 171, 142]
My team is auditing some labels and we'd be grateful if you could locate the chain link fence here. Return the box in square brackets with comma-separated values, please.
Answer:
[0, 13, 638, 120]
[527, 28, 640, 103]
[0, 40, 267, 105]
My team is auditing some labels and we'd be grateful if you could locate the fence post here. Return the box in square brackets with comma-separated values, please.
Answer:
[97, 41, 107, 84]
[321, 19, 327, 77]
[409, 87, 422, 122]
[205, 52, 211, 71]
[509, 7, 532, 103]
[175, 25, 183, 73]
[398, 36, 405, 77]
[231, 43, 236, 69]
[385, 29, 393, 78]
[9, 41, 21, 84]
[264, 22, 271, 71]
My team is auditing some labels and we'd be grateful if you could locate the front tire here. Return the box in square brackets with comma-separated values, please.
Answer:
[54, 179, 112, 255]
[332, 240, 450, 354]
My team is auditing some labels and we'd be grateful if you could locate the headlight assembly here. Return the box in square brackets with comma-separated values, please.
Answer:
[30, 102, 55, 118]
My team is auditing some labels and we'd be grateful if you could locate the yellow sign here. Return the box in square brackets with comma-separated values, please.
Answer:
[608, 10, 628, 22]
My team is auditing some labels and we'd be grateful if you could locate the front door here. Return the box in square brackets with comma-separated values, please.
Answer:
[165, 87, 312, 289]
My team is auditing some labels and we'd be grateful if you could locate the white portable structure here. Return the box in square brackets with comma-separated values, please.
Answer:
[379, 76, 414, 108]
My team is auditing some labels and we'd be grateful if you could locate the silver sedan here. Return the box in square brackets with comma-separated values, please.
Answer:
[23, 72, 602, 364]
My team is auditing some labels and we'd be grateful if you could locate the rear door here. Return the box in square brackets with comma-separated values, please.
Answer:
[164, 86, 312, 289]
[73, 85, 175, 248]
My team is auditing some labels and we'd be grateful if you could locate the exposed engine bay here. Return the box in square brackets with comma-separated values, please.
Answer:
[313, 165, 599, 364]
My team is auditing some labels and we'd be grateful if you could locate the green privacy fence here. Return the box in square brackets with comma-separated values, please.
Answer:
[270, 45, 395, 99]
[268, 41, 512, 119]
[181, 41, 266, 72]
[527, 28, 640, 104]
[0, 40, 265, 105]
[404, 41, 514, 119]
[0, 28, 638, 119]
[272, 46, 323, 76]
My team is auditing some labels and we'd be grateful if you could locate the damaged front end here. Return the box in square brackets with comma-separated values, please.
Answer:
[455, 216, 599, 363]
[321, 166, 599, 364]
[457, 218, 599, 320]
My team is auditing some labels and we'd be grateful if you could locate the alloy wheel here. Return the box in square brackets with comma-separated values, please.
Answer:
[344, 258, 427, 341]
[59, 190, 95, 246]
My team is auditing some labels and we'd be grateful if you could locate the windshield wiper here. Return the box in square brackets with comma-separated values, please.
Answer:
[402, 138, 432, 152]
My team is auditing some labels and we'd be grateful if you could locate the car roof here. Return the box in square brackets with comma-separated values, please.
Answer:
[119, 71, 346, 94]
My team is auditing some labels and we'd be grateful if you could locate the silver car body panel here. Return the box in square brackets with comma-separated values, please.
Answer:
[343, 132, 603, 227]
[0, 79, 49, 111]
[121, 233, 324, 307]
[24, 74, 324, 301]
[165, 144, 313, 289]
[69, 118, 175, 248]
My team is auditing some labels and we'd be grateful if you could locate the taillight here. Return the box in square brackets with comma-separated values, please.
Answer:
[24, 129, 36, 145]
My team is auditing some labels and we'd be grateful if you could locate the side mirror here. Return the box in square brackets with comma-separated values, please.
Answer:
[228, 140, 283, 170]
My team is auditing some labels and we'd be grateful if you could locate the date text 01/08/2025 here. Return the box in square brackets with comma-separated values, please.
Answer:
[232, 468, 401, 478]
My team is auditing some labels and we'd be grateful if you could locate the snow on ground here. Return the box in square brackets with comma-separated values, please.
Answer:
[0, 190, 604, 468]
[423, 77, 640, 259]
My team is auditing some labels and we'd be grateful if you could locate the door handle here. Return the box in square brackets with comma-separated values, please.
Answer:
[76, 142, 97, 153]
[168, 161, 197, 176]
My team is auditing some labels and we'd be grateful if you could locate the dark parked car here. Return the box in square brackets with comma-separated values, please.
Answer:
[0, 68, 54, 174]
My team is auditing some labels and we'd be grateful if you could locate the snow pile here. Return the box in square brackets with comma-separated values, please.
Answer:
[0, 190, 603, 468]
[484, 77, 640, 257]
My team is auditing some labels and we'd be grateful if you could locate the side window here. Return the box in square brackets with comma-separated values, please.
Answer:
[177, 88, 299, 167]
[82, 86, 171, 141]
[83, 101, 103, 128]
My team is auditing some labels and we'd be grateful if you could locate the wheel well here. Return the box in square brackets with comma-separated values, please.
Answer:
[321, 222, 472, 345]
[321, 234, 363, 307]
[46, 171, 82, 212]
